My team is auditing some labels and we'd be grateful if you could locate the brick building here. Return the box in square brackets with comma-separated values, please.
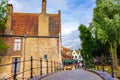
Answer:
[61, 47, 72, 61]
[0, 0, 61, 79]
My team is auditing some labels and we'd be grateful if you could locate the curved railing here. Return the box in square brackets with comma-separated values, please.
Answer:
[0, 56, 62, 80]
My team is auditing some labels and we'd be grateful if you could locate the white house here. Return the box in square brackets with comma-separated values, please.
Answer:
[72, 50, 83, 63]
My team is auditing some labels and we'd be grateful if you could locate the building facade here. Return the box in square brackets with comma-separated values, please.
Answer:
[72, 50, 83, 63]
[0, 0, 61, 79]
[61, 47, 72, 61]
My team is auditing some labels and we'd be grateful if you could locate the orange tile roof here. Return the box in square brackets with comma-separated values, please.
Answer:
[12, 13, 60, 36]
[12, 13, 39, 36]
[62, 46, 70, 51]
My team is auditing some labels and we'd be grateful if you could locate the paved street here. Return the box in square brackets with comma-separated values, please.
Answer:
[41, 69, 103, 80]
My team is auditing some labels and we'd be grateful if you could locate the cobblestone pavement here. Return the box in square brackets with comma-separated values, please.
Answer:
[41, 69, 103, 80]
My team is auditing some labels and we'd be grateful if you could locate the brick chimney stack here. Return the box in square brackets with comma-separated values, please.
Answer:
[41, 0, 47, 14]
[5, 4, 13, 34]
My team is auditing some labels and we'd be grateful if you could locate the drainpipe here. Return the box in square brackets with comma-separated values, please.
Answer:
[22, 36, 26, 80]
[59, 33, 63, 68]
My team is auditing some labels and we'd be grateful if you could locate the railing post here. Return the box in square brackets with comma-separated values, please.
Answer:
[54, 61, 56, 72]
[101, 54, 104, 72]
[46, 59, 48, 74]
[40, 58, 42, 77]
[59, 63, 61, 71]
[57, 62, 58, 72]
[30, 56, 33, 79]
[51, 61, 53, 73]
[110, 55, 114, 78]
[14, 58, 18, 80]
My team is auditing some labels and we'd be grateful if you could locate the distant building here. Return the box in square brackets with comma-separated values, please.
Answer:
[0, 0, 61, 79]
[72, 50, 83, 63]
[61, 46, 72, 61]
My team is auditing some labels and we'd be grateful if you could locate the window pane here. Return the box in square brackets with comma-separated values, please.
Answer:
[14, 39, 21, 51]
[17, 43, 21, 50]
[14, 43, 17, 50]
[15, 39, 21, 42]
[12, 58, 20, 72]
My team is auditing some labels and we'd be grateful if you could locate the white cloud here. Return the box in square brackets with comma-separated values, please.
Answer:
[62, 22, 79, 35]
[62, 29, 81, 50]
[9, 0, 22, 12]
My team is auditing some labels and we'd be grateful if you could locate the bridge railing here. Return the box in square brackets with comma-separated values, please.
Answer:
[84, 55, 120, 78]
[0, 56, 62, 80]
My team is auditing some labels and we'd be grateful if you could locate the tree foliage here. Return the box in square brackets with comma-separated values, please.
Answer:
[78, 0, 120, 69]
[0, 0, 8, 54]
[91, 0, 120, 70]
[78, 24, 94, 65]
[78, 24, 110, 66]
[0, 0, 8, 30]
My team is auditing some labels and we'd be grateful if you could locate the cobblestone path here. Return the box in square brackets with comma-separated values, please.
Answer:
[41, 69, 103, 80]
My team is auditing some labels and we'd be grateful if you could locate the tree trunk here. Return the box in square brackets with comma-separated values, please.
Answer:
[110, 43, 119, 70]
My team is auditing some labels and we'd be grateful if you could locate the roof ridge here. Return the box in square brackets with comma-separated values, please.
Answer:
[13, 12, 40, 14]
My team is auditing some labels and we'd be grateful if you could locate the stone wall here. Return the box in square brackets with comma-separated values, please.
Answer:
[38, 14, 49, 36]
[0, 37, 60, 79]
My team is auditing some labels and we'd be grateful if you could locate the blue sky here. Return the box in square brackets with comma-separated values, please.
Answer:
[9, 0, 96, 50]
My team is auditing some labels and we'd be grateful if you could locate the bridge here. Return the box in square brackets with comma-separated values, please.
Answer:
[0, 56, 118, 80]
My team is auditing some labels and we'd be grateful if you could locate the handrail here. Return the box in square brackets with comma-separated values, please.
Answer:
[0, 56, 62, 80]
[84, 55, 115, 78]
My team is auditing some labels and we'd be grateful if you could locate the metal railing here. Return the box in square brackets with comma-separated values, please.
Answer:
[0, 56, 62, 80]
[84, 55, 116, 78]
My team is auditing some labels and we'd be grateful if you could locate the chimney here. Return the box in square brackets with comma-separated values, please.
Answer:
[7, 4, 13, 15]
[58, 10, 61, 33]
[41, 0, 47, 14]
[5, 4, 13, 34]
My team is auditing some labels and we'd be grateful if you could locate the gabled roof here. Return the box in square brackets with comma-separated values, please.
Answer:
[72, 50, 81, 55]
[12, 13, 60, 36]
[62, 46, 70, 51]
[12, 13, 39, 36]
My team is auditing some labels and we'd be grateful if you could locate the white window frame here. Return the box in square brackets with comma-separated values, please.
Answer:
[12, 57, 20, 72]
[14, 39, 21, 51]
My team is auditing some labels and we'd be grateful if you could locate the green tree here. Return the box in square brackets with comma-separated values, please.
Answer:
[92, 0, 120, 70]
[0, 0, 7, 30]
[78, 24, 94, 65]
[0, 0, 8, 54]
[78, 24, 110, 67]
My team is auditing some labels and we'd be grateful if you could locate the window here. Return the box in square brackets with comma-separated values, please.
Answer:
[44, 54, 48, 60]
[12, 57, 20, 72]
[79, 56, 81, 59]
[72, 56, 74, 59]
[75, 56, 77, 59]
[14, 39, 21, 51]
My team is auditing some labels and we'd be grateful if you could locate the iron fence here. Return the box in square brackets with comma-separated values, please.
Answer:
[84, 55, 120, 78]
[0, 56, 62, 80]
